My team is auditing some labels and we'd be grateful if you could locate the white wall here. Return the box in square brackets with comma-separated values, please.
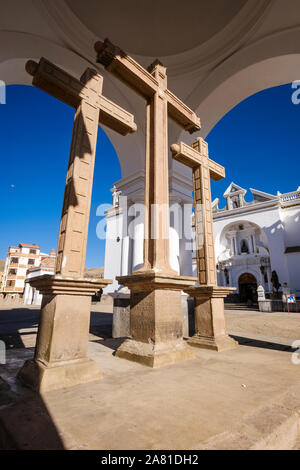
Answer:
[104, 208, 125, 293]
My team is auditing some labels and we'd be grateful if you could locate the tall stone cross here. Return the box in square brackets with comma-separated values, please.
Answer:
[171, 138, 224, 285]
[95, 39, 201, 274]
[171, 138, 238, 352]
[26, 57, 137, 278]
[18, 58, 137, 393]
[95, 39, 199, 367]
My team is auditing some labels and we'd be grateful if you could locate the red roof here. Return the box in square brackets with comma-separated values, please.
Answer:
[19, 243, 40, 248]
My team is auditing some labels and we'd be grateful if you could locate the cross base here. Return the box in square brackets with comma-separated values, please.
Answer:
[184, 285, 238, 353]
[188, 334, 238, 352]
[18, 358, 101, 394]
[116, 271, 196, 368]
[116, 338, 195, 368]
[18, 275, 111, 392]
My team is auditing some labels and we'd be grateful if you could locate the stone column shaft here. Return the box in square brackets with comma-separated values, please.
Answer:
[121, 236, 130, 276]
[192, 140, 217, 286]
[56, 83, 101, 278]
[230, 237, 235, 256]
[143, 73, 173, 274]
[234, 237, 238, 255]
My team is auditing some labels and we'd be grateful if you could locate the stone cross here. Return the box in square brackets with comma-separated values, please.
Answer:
[26, 58, 136, 278]
[18, 58, 137, 392]
[171, 138, 238, 352]
[95, 39, 199, 367]
[95, 40, 200, 274]
[171, 138, 225, 285]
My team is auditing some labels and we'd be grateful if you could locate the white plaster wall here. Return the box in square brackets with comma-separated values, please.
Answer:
[24, 268, 55, 305]
[17, 268, 27, 277]
[104, 209, 124, 293]
[285, 253, 300, 295]
[282, 207, 300, 247]
[15, 279, 24, 288]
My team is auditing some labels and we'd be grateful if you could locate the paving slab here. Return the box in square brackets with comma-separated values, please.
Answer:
[0, 307, 300, 450]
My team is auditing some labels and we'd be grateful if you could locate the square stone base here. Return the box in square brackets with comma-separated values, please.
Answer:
[18, 358, 102, 393]
[112, 294, 131, 338]
[17, 276, 111, 393]
[116, 339, 195, 368]
[188, 334, 238, 352]
[116, 271, 196, 368]
[184, 285, 238, 353]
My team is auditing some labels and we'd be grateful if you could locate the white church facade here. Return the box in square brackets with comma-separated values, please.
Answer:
[104, 178, 300, 302]
[211, 183, 300, 302]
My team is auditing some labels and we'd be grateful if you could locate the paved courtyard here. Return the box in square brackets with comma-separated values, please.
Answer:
[1, 304, 300, 450]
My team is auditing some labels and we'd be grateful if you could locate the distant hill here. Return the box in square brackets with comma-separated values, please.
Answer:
[0, 260, 5, 271]
[84, 267, 104, 279]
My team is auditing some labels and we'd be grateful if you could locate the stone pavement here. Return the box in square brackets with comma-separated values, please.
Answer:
[0, 305, 300, 450]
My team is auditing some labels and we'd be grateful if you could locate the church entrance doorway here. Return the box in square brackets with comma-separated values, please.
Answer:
[238, 273, 258, 303]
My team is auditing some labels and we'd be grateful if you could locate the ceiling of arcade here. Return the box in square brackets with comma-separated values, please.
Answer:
[65, 0, 247, 57]
[1, 0, 300, 176]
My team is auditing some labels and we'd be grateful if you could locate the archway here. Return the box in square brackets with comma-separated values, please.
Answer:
[238, 273, 258, 303]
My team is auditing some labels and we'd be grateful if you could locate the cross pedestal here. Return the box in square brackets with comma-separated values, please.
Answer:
[116, 272, 196, 367]
[18, 276, 111, 392]
[185, 286, 237, 351]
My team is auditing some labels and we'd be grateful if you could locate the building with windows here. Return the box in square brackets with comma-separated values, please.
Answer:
[212, 183, 300, 302]
[1, 244, 42, 297]
[24, 249, 56, 305]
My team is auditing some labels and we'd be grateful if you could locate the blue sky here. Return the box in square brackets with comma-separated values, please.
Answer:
[207, 84, 300, 202]
[0, 84, 299, 267]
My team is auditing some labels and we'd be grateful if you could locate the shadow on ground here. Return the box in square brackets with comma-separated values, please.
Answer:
[0, 376, 64, 450]
[0, 307, 114, 350]
[232, 335, 295, 352]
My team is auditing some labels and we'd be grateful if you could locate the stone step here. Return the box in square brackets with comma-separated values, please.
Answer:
[196, 384, 300, 450]
[225, 303, 259, 311]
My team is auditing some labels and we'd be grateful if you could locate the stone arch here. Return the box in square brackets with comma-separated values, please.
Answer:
[238, 272, 258, 302]
[238, 272, 258, 284]
[175, 27, 300, 145]
[216, 219, 268, 259]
